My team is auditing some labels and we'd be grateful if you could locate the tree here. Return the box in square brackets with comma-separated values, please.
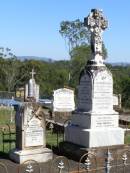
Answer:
[69, 45, 91, 89]
[2, 57, 21, 92]
[59, 19, 90, 54]
[60, 19, 108, 89]
[59, 19, 107, 59]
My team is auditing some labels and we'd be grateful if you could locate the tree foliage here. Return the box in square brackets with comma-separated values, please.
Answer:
[0, 55, 130, 109]
[59, 19, 90, 53]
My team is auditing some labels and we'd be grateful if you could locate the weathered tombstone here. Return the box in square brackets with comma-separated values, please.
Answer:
[10, 70, 52, 163]
[113, 94, 121, 110]
[53, 88, 75, 121]
[53, 88, 75, 112]
[65, 9, 124, 147]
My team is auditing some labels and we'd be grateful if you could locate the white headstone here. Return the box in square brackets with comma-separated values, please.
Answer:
[10, 103, 53, 163]
[53, 88, 75, 112]
[78, 69, 113, 113]
[113, 95, 118, 106]
[25, 117, 44, 147]
[113, 94, 121, 109]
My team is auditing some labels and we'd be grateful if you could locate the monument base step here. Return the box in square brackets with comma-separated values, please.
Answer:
[10, 147, 53, 164]
[65, 126, 124, 147]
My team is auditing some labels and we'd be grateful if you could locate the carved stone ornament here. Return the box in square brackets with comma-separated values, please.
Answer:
[84, 9, 108, 65]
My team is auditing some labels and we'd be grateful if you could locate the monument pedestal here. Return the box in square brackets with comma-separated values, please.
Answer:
[65, 126, 124, 148]
[10, 147, 53, 164]
[65, 65, 124, 147]
[65, 110, 124, 148]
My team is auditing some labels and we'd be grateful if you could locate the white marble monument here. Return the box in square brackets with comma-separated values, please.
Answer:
[53, 88, 75, 112]
[10, 69, 52, 163]
[65, 9, 124, 148]
[10, 102, 53, 163]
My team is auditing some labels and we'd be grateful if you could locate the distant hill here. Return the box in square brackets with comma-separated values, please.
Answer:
[17, 56, 54, 62]
[16, 57, 130, 66]
[108, 62, 130, 67]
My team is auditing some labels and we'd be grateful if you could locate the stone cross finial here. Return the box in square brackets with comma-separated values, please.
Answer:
[84, 9, 108, 65]
[30, 69, 36, 79]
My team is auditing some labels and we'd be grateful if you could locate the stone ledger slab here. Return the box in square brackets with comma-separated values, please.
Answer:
[65, 126, 124, 148]
[10, 148, 53, 164]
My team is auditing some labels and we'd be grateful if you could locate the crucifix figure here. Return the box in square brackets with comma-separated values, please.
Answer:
[84, 9, 108, 65]
[30, 68, 36, 79]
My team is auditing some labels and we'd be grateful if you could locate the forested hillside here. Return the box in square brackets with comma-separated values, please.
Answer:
[0, 56, 130, 109]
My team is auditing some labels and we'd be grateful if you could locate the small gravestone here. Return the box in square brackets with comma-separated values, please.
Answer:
[65, 9, 124, 147]
[53, 88, 75, 112]
[10, 70, 52, 163]
[113, 94, 121, 110]
[53, 88, 75, 121]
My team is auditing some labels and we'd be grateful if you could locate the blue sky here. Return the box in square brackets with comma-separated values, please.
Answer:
[0, 0, 130, 63]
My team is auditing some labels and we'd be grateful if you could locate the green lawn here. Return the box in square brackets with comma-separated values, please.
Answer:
[0, 108, 130, 155]
[46, 130, 63, 147]
[0, 108, 63, 154]
[0, 129, 63, 153]
[125, 134, 130, 144]
[0, 108, 15, 125]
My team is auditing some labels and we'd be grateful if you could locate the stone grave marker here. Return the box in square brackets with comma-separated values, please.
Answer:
[53, 88, 75, 121]
[65, 9, 124, 148]
[113, 94, 121, 110]
[53, 88, 75, 112]
[10, 70, 52, 163]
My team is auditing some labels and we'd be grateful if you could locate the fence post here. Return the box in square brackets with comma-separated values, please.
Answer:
[78, 152, 97, 173]
[58, 160, 65, 173]
[122, 152, 127, 173]
[18, 159, 41, 173]
[84, 157, 91, 171]
[49, 122, 54, 149]
[105, 149, 113, 173]
[25, 163, 34, 173]
[50, 156, 70, 173]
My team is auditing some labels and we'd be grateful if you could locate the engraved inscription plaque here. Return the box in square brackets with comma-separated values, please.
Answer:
[78, 74, 92, 111]
[93, 70, 113, 111]
[53, 88, 75, 112]
[25, 117, 43, 147]
[91, 115, 118, 128]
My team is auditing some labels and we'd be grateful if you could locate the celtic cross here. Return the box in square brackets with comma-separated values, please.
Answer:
[84, 9, 108, 65]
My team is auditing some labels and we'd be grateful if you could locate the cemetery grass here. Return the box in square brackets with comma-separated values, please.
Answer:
[0, 130, 63, 155]
[0, 109, 130, 153]
[125, 134, 130, 144]
[0, 108, 15, 125]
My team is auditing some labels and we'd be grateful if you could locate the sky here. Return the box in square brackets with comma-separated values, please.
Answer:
[0, 0, 130, 63]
